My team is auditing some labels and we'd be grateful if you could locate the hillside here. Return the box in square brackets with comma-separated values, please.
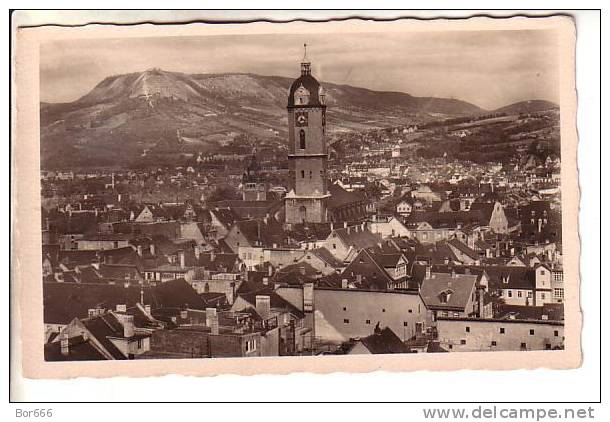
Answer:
[493, 100, 558, 115]
[40, 69, 487, 168]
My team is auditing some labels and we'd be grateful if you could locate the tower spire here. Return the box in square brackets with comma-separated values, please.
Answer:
[300, 43, 311, 76]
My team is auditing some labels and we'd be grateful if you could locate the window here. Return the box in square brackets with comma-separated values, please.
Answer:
[554, 330, 559, 337]
[448, 344, 453, 350]
[343, 319, 350, 324]
[403, 321, 408, 327]
[529, 329, 535, 335]
[408, 309, 413, 313]
[520, 342, 527, 350]
[137, 339, 143, 348]
[528, 291, 533, 298]
[245, 339, 257, 352]
[309, 171, 312, 179]
[540, 270, 546, 275]
[517, 291, 523, 298]
[491, 341, 497, 347]
[460, 339, 466, 345]
[301, 170, 305, 179]
[465, 326, 470, 333]
[554, 288, 564, 299]
[541, 293, 546, 300]
[342, 307, 347, 311]
[507, 291, 513, 298]
[500, 327, 505, 334]
[545, 343, 552, 350]
[332, 243, 337, 250]
[366, 320, 371, 325]
[382, 308, 386, 313]
[299, 130, 306, 149]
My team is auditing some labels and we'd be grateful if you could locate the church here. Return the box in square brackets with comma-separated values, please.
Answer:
[284, 45, 368, 227]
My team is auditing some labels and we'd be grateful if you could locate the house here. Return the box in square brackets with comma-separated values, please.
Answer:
[320, 223, 383, 262]
[411, 185, 442, 203]
[295, 247, 345, 276]
[347, 325, 411, 355]
[484, 264, 554, 306]
[419, 269, 480, 320]
[469, 201, 510, 234]
[446, 238, 481, 265]
[223, 217, 287, 257]
[48, 310, 152, 360]
[368, 215, 411, 238]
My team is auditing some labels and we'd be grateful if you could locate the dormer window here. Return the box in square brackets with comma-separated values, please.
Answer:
[439, 289, 453, 303]
[294, 85, 310, 105]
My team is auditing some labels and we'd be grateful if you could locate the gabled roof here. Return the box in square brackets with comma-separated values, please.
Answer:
[419, 272, 478, 311]
[327, 183, 366, 210]
[44, 335, 106, 361]
[447, 238, 480, 261]
[356, 326, 411, 354]
[330, 225, 382, 250]
[233, 218, 287, 248]
[43, 278, 205, 325]
[309, 247, 345, 268]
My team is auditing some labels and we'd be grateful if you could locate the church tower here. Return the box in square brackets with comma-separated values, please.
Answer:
[285, 44, 330, 225]
[241, 150, 267, 201]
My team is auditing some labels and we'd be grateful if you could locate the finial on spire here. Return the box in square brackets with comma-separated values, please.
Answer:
[300, 43, 311, 76]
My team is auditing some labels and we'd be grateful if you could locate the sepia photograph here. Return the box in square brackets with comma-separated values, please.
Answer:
[12, 14, 581, 379]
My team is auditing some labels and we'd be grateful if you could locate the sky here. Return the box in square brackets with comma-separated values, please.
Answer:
[40, 30, 559, 110]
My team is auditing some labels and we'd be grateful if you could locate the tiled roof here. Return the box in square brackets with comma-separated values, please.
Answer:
[356, 326, 411, 354]
[44, 335, 106, 361]
[419, 272, 478, 311]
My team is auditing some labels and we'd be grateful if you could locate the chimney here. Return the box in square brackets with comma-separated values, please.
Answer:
[330, 222, 334, 231]
[210, 250, 216, 262]
[268, 265, 273, 277]
[123, 315, 135, 338]
[255, 295, 271, 320]
[209, 314, 219, 335]
[347, 226, 351, 235]
[451, 269, 457, 278]
[195, 247, 200, 260]
[205, 307, 217, 328]
[144, 304, 152, 315]
[179, 251, 185, 269]
[299, 266, 306, 276]
[226, 283, 235, 305]
[343, 221, 348, 229]
[425, 266, 431, 279]
[137, 245, 143, 257]
[116, 304, 127, 313]
[149, 243, 155, 256]
[342, 278, 348, 289]
[60, 336, 69, 356]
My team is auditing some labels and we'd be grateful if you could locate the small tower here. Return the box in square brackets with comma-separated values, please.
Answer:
[241, 150, 267, 201]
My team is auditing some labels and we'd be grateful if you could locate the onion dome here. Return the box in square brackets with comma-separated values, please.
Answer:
[287, 44, 325, 108]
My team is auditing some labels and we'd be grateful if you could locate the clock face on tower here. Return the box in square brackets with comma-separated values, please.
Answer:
[295, 112, 308, 127]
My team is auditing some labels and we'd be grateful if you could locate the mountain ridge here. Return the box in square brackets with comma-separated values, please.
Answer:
[39, 69, 558, 168]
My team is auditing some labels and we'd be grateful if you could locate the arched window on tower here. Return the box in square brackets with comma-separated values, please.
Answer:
[299, 130, 306, 149]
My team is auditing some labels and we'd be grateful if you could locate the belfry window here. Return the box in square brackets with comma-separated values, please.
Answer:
[299, 130, 306, 149]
